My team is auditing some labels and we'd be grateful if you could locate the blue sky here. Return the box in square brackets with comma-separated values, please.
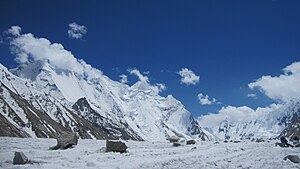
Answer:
[1, 0, 300, 117]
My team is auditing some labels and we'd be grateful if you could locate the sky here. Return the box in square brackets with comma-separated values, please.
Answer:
[0, 0, 300, 118]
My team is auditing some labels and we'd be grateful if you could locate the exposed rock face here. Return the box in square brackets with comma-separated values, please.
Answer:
[284, 155, 300, 164]
[13, 152, 28, 165]
[106, 140, 127, 153]
[186, 140, 196, 145]
[50, 131, 78, 150]
[280, 115, 300, 140]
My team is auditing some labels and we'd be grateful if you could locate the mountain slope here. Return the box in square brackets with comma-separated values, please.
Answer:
[0, 62, 208, 141]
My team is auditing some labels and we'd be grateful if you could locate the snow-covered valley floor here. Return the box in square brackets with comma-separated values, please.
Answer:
[0, 137, 299, 169]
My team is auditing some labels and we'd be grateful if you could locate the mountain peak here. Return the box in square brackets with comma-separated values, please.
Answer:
[0, 63, 207, 141]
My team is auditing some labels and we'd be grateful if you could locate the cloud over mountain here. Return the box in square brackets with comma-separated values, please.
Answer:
[249, 62, 300, 102]
[198, 104, 281, 128]
[5, 26, 101, 79]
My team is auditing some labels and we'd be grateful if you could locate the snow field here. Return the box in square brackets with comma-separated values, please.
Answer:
[0, 137, 299, 169]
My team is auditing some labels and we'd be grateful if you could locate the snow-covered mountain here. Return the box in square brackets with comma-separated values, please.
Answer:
[198, 99, 300, 140]
[0, 60, 208, 141]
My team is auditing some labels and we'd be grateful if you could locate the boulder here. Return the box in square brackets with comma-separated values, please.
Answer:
[13, 152, 28, 165]
[284, 155, 300, 164]
[173, 142, 181, 147]
[106, 140, 127, 153]
[186, 140, 196, 145]
[275, 142, 287, 148]
[292, 136, 299, 146]
[50, 131, 78, 150]
[234, 141, 241, 143]
[168, 136, 179, 143]
[256, 138, 265, 143]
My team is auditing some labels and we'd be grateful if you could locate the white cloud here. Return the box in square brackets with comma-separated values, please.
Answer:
[119, 74, 128, 84]
[177, 68, 200, 85]
[128, 68, 149, 82]
[6, 25, 21, 36]
[5, 26, 101, 79]
[197, 93, 217, 105]
[156, 83, 166, 92]
[128, 68, 166, 94]
[68, 22, 87, 39]
[198, 104, 281, 128]
[248, 62, 300, 102]
[247, 93, 257, 99]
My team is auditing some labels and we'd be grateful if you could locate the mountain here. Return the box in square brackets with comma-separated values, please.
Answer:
[0, 61, 208, 141]
[198, 99, 300, 140]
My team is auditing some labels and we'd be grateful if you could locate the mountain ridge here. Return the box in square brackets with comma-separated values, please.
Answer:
[0, 61, 208, 141]
[198, 99, 300, 140]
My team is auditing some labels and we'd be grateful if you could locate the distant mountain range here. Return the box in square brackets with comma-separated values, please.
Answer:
[198, 99, 300, 141]
[1, 60, 299, 142]
[0, 60, 208, 141]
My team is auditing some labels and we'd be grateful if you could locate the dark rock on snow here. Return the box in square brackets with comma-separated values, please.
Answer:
[168, 136, 179, 143]
[106, 140, 128, 153]
[13, 152, 29, 165]
[173, 142, 182, 147]
[186, 140, 196, 145]
[50, 131, 78, 150]
[275, 142, 288, 148]
[255, 138, 265, 143]
[284, 155, 300, 164]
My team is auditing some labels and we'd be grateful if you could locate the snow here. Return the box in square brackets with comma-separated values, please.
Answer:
[198, 99, 300, 141]
[50, 70, 85, 103]
[0, 137, 299, 169]
[1, 60, 205, 141]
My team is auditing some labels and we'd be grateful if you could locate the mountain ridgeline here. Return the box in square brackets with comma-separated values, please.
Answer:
[0, 61, 208, 141]
[0, 60, 299, 142]
[199, 99, 300, 141]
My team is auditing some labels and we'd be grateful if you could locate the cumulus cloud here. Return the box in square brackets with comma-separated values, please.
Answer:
[248, 62, 300, 102]
[5, 25, 101, 79]
[177, 68, 200, 85]
[198, 104, 281, 128]
[156, 83, 167, 92]
[68, 22, 87, 39]
[197, 93, 217, 105]
[128, 68, 149, 83]
[128, 68, 166, 93]
[119, 74, 128, 84]
[6, 25, 22, 36]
